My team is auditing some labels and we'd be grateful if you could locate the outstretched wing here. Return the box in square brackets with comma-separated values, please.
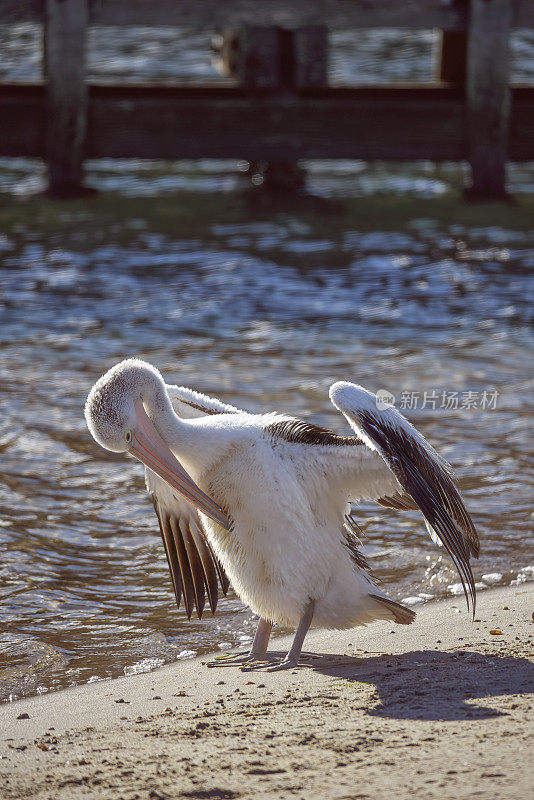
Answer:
[146, 385, 244, 619]
[329, 381, 479, 613]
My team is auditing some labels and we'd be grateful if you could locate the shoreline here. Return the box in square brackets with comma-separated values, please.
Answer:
[2, 574, 531, 705]
[1, 585, 533, 799]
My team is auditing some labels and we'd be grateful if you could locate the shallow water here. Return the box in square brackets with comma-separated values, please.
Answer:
[0, 26, 533, 701]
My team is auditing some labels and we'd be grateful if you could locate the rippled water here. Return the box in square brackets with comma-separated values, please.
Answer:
[1, 190, 533, 700]
[0, 26, 533, 701]
[2, 25, 534, 84]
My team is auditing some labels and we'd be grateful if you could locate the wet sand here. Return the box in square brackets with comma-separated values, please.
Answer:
[1, 586, 533, 800]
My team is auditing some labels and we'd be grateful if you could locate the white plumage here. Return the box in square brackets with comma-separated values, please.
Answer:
[85, 359, 479, 670]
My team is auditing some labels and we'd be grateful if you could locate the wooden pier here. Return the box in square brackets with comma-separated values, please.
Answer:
[1, 0, 533, 198]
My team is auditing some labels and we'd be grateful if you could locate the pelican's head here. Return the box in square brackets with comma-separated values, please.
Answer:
[85, 359, 229, 529]
[85, 359, 165, 453]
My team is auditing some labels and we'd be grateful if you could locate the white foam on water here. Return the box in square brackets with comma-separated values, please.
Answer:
[482, 573, 503, 584]
[123, 658, 165, 677]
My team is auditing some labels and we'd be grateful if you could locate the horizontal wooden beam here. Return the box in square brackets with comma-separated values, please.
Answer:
[85, 85, 467, 161]
[0, 0, 525, 29]
[1, 83, 533, 162]
[508, 87, 534, 160]
[0, 85, 46, 157]
[4, 0, 534, 29]
[88, 0, 471, 30]
[1, 1, 43, 23]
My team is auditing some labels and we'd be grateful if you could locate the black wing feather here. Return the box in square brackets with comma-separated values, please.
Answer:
[152, 496, 230, 620]
[357, 410, 479, 614]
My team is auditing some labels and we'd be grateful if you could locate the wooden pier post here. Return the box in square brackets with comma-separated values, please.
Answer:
[294, 26, 328, 89]
[240, 26, 281, 88]
[44, 0, 89, 196]
[434, 30, 467, 86]
[212, 25, 327, 189]
[466, 0, 512, 199]
[239, 25, 327, 191]
[235, 25, 327, 90]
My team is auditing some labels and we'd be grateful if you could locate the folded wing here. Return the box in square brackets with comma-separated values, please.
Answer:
[146, 384, 244, 619]
[330, 381, 479, 613]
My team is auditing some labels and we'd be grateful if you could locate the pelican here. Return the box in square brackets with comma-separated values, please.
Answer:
[85, 359, 479, 671]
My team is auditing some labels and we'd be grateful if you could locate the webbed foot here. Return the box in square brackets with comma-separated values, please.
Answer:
[204, 651, 265, 668]
[266, 657, 299, 672]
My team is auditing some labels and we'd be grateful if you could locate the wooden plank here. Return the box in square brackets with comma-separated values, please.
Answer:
[85, 85, 466, 161]
[0, 0, 468, 29]
[44, 0, 89, 195]
[0, 0, 43, 23]
[2, 84, 533, 162]
[89, 1, 532, 29]
[434, 30, 467, 85]
[88, 0, 468, 28]
[0, 84, 45, 157]
[294, 26, 328, 88]
[3, 0, 534, 28]
[466, 0, 512, 198]
[508, 86, 534, 161]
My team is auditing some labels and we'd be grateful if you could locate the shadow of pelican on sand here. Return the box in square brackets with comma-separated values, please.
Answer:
[255, 648, 534, 722]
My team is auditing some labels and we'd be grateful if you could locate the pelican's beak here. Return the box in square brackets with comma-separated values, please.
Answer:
[129, 399, 230, 531]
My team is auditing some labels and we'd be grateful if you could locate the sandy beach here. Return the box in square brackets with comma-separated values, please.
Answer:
[1, 585, 532, 800]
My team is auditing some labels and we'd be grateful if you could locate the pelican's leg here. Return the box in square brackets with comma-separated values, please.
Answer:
[250, 617, 273, 657]
[205, 618, 273, 668]
[266, 599, 315, 672]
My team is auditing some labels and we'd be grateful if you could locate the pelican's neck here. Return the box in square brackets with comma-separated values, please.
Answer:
[142, 381, 219, 477]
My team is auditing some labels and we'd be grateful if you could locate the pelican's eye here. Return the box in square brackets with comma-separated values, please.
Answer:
[124, 430, 132, 445]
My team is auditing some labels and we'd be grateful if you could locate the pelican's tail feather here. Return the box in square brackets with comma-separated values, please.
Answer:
[369, 594, 416, 625]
